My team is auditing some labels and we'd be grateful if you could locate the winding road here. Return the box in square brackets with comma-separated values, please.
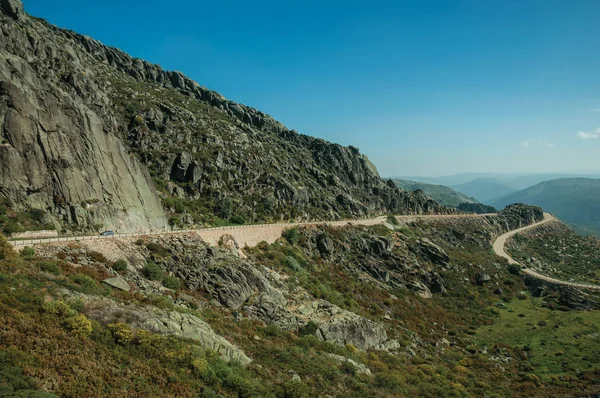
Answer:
[492, 213, 600, 291]
[9, 211, 600, 291]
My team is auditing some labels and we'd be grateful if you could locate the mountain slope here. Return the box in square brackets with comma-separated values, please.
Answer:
[392, 179, 478, 207]
[5, 203, 592, 398]
[451, 177, 517, 203]
[0, 2, 451, 233]
[493, 178, 600, 233]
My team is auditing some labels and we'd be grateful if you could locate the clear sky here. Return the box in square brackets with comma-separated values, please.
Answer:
[25, 0, 600, 177]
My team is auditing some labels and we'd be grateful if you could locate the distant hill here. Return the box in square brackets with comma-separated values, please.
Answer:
[394, 173, 600, 204]
[392, 179, 478, 208]
[451, 178, 517, 204]
[493, 178, 600, 233]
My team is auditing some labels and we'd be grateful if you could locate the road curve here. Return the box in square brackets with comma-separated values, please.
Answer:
[492, 213, 600, 291]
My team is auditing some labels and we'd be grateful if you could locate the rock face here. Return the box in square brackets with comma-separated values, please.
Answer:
[0, 7, 167, 233]
[0, 4, 453, 232]
[81, 294, 251, 364]
[0, 0, 23, 19]
[411, 238, 450, 267]
[140, 310, 251, 365]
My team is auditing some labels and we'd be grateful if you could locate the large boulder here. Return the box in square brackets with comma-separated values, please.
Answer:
[296, 300, 388, 350]
[476, 273, 492, 285]
[103, 276, 131, 291]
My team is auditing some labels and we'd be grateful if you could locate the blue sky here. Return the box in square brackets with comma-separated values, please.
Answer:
[25, 0, 600, 176]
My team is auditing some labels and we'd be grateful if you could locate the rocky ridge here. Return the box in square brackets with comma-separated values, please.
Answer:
[0, 1, 452, 233]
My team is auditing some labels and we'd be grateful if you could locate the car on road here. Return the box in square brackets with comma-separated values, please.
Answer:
[100, 230, 115, 237]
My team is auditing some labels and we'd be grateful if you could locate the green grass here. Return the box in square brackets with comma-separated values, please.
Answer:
[475, 297, 600, 379]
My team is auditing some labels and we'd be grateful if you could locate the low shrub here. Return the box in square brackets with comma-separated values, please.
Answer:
[65, 315, 93, 337]
[142, 262, 163, 281]
[386, 214, 400, 226]
[108, 322, 133, 345]
[38, 261, 61, 275]
[70, 274, 97, 289]
[88, 251, 108, 264]
[285, 256, 300, 271]
[113, 259, 128, 272]
[162, 276, 181, 290]
[230, 215, 245, 225]
[20, 247, 35, 259]
[42, 300, 75, 317]
[146, 242, 170, 257]
[299, 321, 318, 337]
[191, 357, 210, 377]
[282, 228, 300, 245]
[340, 361, 357, 375]
[508, 264, 521, 275]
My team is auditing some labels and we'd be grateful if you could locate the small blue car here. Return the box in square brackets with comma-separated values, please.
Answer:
[100, 230, 115, 237]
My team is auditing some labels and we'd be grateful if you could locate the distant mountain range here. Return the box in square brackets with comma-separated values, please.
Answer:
[393, 173, 600, 204]
[451, 178, 516, 204]
[492, 178, 600, 234]
[392, 179, 497, 213]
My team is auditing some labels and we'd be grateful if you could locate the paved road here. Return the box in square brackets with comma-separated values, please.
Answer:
[492, 213, 600, 291]
[8, 213, 494, 248]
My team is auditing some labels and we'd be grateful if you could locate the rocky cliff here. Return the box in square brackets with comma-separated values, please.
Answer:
[0, 1, 451, 232]
[0, 2, 167, 232]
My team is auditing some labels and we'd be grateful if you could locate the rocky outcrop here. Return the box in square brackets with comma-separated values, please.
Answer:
[70, 293, 251, 364]
[139, 310, 251, 365]
[295, 300, 387, 350]
[476, 273, 492, 285]
[0, 6, 167, 233]
[410, 238, 449, 267]
[136, 234, 390, 350]
[324, 353, 371, 375]
[493, 204, 544, 231]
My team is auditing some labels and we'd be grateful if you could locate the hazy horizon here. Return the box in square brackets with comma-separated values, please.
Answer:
[389, 170, 600, 179]
[25, 0, 600, 177]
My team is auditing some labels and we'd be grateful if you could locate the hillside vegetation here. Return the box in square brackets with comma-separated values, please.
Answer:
[507, 221, 600, 286]
[2, 205, 599, 396]
[493, 178, 600, 234]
